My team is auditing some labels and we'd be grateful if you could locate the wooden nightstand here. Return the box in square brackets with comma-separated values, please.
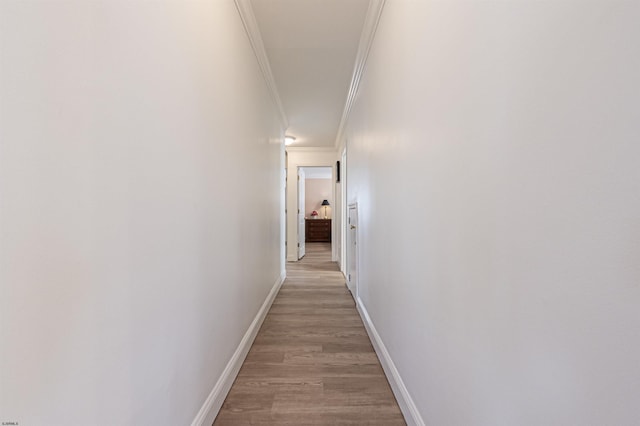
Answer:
[305, 219, 331, 242]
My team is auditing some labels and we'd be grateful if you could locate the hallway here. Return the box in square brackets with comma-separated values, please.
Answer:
[213, 243, 405, 425]
[2, 1, 639, 424]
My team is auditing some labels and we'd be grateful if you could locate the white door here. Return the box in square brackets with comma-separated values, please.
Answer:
[340, 149, 347, 274]
[347, 204, 358, 296]
[298, 168, 306, 259]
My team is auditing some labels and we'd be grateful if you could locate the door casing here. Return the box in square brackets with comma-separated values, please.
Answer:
[347, 203, 358, 298]
[297, 167, 306, 259]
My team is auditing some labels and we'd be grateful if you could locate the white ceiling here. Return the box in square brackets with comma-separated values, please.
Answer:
[251, 0, 370, 148]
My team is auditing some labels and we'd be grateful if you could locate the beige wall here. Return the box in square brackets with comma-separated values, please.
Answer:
[305, 179, 333, 218]
[0, 2, 284, 425]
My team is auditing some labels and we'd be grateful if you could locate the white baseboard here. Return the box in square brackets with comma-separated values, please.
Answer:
[190, 270, 286, 426]
[356, 297, 426, 426]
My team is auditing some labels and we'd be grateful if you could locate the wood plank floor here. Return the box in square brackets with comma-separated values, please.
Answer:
[213, 243, 406, 425]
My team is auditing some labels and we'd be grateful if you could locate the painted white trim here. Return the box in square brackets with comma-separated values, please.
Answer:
[339, 148, 347, 275]
[346, 202, 359, 297]
[286, 146, 338, 153]
[190, 271, 286, 426]
[234, 0, 288, 129]
[334, 0, 386, 150]
[356, 297, 426, 426]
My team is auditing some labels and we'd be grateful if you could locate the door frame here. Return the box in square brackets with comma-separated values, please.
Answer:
[297, 167, 306, 259]
[347, 202, 359, 299]
[340, 148, 347, 274]
[284, 148, 337, 262]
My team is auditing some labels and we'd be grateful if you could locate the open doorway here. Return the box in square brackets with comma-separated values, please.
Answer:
[284, 150, 337, 263]
[299, 166, 333, 259]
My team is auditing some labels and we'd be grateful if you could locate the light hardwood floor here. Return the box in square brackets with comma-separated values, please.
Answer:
[213, 243, 406, 425]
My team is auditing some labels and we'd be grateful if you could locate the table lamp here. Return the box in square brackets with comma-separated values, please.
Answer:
[321, 199, 330, 219]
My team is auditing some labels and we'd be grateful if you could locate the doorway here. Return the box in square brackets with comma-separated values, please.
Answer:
[299, 166, 333, 259]
[285, 155, 336, 263]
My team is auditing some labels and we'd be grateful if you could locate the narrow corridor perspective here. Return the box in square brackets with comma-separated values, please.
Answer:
[213, 243, 405, 425]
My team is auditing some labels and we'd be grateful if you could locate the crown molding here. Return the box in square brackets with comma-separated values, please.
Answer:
[234, 0, 288, 129]
[334, 0, 386, 150]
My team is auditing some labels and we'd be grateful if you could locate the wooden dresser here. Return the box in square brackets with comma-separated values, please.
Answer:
[305, 219, 331, 242]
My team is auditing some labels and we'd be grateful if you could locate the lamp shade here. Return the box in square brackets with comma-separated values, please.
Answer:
[321, 199, 330, 206]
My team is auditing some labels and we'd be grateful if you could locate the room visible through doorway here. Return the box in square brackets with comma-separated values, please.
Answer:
[299, 166, 333, 258]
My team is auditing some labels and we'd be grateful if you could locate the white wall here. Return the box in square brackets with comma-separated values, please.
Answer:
[0, 1, 284, 425]
[343, 1, 640, 424]
[285, 148, 337, 261]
